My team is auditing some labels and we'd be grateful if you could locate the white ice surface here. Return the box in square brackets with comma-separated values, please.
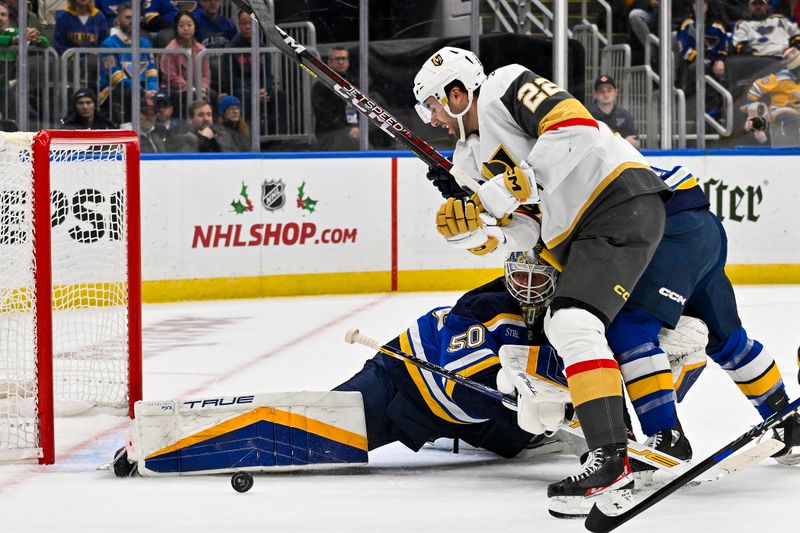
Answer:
[1, 286, 799, 532]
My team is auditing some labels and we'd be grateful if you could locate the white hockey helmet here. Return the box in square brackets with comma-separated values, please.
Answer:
[504, 250, 559, 321]
[413, 46, 486, 105]
[413, 46, 486, 140]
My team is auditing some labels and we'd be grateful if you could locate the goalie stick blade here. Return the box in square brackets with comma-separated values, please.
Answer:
[584, 396, 800, 533]
[230, 0, 481, 192]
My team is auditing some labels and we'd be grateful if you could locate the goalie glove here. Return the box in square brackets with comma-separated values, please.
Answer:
[477, 161, 540, 218]
[496, 345, 571, 435]
[435, 197, 507, 256]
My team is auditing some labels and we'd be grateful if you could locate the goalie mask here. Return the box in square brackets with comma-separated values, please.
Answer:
[413, 46, 486, 142]
[504, 250, 558, 324]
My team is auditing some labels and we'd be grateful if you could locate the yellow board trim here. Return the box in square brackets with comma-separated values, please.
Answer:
[3, 266, 798, 309]
[737, 364, 783, 398]
[141, 269, 503, 303]
[724, 264, 800, 285]
[145, 405, 367, 460]
[545, 161, 652, 250]
[399, 332, 465, 424]
[444, 356, 500, 397]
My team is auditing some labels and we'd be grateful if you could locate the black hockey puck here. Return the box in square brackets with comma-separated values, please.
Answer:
[231, 471, 254, 493]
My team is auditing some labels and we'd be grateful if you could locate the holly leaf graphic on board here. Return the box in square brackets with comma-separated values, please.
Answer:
[231, 200, 248, 214]
[231, 181, 254, 214]
[302, 197, 318, 213]
[296, 181, 318, 214]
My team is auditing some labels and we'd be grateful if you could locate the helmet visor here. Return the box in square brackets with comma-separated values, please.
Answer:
[415, 102, 433, 124]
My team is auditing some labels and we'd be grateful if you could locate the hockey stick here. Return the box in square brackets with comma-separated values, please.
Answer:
[229, 0, 482, 193]
[345, 328, 515, 406]
[344, 328, 686, 474]
[584, 395, 800, 533]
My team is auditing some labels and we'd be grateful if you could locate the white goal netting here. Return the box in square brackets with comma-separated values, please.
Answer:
[0, 132, 134, 461]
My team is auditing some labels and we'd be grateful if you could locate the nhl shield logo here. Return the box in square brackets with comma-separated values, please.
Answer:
[432, 54, 443, 66]
[261, 179, 286, 211]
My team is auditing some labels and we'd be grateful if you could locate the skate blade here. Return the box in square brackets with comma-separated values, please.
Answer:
[775, 452, 800, 466]
[548, 488, 633, 519]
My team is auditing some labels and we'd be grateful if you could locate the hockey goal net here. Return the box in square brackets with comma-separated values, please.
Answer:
[0, 130, 142, 464]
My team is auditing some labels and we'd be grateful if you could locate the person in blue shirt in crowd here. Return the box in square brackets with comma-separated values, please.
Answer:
[54, 0, 109, 54]
[192, 0, 236, 48]
[95, 0, 177, 32]
[677, 0, 730, 115]
[98, 2, 159, 124]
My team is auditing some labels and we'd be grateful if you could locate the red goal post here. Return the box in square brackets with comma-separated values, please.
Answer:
[0, 130, 142, 464]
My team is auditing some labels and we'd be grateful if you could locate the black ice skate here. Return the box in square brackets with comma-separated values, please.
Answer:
[547, 444, 633, 519]
[764, 390, 800, 465]
[112, 446, 138, 477]
[771, 412, 800, 465]
[631, 419, 693, 475]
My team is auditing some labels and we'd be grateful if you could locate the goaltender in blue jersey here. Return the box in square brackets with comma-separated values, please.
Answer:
[333, 271, 566, 458]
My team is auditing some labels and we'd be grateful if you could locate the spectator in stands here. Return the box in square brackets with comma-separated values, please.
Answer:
[0, 1, 50, 60]
[0, 0, 50, 125]
[7, 0, 45, 30]
[312, 46, 359, 151]
[742, 47, 800, 144]
[60, 87, 117, 129]
[587, 74, 641, 149]
[169, 98, 239, 152]
[159, 10, 210, 111]
[153, 91, 189, 143]
[217, 94, 249, 151]
[677, 0, 729, 113]
[98, 3, 159, 125]
[733, 0, 800, 57]
[137, 97, 166, 153]
[192, 0, 236, 48]
[54, 0, 109, 55]
[222, 9, 286, 135]
[38, 0, 68, 25]
[96, 0, 177, 32]
[627, 0, 690, 63]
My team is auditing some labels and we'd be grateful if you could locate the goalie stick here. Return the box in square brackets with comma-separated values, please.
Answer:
[228, 0, 482, 192]
[344, 328, 686, 474]
[584, 395, 800, 533]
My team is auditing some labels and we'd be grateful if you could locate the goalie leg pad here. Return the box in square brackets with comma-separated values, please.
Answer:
[130, 391, 368, 476]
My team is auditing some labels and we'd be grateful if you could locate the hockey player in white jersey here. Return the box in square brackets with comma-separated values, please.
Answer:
[414, 47, 671, 507]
